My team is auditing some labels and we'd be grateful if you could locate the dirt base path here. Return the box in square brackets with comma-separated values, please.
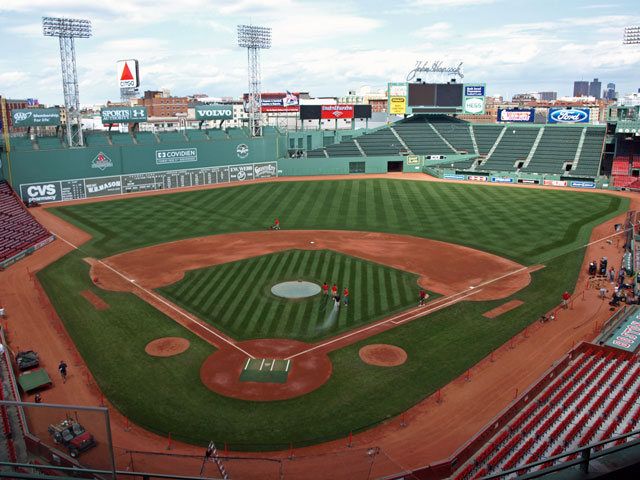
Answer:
[0, 175, 636, 480]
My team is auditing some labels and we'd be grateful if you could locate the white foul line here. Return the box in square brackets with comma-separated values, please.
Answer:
[286, 288, 484, 360]
[52, 233, 255, 359]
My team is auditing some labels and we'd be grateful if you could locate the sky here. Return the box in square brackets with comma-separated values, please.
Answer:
[1, 0, 640, 106]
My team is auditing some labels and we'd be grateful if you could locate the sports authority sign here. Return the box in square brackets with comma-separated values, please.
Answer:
[195, 105, 233, 120]
[117, 59, 140, 88]
[101, 107, 147, 124]
[321, 105, 354, 119]
[156, 148, 198, 165]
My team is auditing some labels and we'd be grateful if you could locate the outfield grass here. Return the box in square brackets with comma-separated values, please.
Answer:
[38, 179, 629, 449]
[157, 249, 425, 342]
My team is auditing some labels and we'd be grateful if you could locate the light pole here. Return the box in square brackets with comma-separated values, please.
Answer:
[42, 16, 92, 147]
[623, 25, 640, 45]
[237, 24, 272, 137]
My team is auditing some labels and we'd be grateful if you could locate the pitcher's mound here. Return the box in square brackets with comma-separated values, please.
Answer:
[359, 344, 407, 367]
[145, 337, 190, 357]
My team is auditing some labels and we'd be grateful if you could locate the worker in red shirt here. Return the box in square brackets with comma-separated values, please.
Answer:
[562, 291, 571, 309]
[331, 284, 338, 298]
[322, 282, 329, 300]
[420, 289, 427, 306]
[343, 287, 349, 307]
[274, 219, 280, 230]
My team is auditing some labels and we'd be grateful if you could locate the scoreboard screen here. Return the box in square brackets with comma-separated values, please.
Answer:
[408, 83, 463, 107]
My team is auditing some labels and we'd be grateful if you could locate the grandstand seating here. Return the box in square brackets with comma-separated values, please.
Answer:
[157, 131, 187, 143]
[227, 127, 248, 139]
[613, 175, 640, 188]
[109, 132, 135, 145]
[8, 137, 35, 151]
[0, 180, 52, 264]
[185, 129, 208, 141]
[480, 127, 539, 172]
[325, 140, 362, 157]
[206, 129, 228, 140]
[571, 127, 605, 177]
[612, 156, 631, 176]
[452, 347, 640, 478]
[522, 127, 582, 175]
[133, 132, 158, 144]
[36, 136, 64, 150]
[307, 149, 328, 158]
[84, 132, 111, 147]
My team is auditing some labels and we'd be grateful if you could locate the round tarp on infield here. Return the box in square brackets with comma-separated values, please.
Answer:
[145, 337, 190, 357]
[271, 281, 321, 299]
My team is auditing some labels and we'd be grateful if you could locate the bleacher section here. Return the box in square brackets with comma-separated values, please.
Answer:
[432, 122, 475, 154]
[453, 347, 640, 479]
[206, 129, 228, 140]
[356, 129, 404, 156]
[84, 132, 111, 147]
[572, 127, 605, 177]
[480, 127, 539, 172]
[7, 137, 35, 152]
[522, 127, 582, 175]
[109, 132, 135, 145]
[185, 129, 208, 141]
[325, 140, 362, 157]
[612, 156, 631, 176]
[157, 131, 187, 143]
[227, 127, 247, 139]
[392, 117, 455, 156]
[133, 132, 158, 144]
[35, 136, 64, 150]
[0, 180, 52, 264]
[471, 125, 504, 155]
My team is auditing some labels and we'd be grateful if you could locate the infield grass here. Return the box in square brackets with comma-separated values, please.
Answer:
[38, 179, 629, 449]
[157, 249, 425, 342]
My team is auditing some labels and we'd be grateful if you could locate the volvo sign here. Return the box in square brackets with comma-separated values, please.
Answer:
[195, 105, 233, 120]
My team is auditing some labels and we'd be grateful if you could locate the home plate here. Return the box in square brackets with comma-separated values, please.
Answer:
[310, 241, 315, 244]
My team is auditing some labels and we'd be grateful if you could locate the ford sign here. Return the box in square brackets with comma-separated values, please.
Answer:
[548, 108, 590, 124]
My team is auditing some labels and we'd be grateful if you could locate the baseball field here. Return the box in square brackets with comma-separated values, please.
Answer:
[36, 177, 628, 450]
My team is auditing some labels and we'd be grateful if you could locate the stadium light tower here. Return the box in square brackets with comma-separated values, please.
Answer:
[237, 24, 271, 137]
[624, 26, 640, 45]
[42, 16, 92, 147]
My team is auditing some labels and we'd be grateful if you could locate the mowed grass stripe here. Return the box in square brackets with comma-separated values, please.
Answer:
[156, 249, 423, 342]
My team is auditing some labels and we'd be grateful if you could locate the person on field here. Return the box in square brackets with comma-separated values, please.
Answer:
[58, 360, 68, 384]
[274, 219, 280, 230]
[331, 284, 338, 299]
[34, 393, 42, 403]
[343, 287, 349, 307]
[420, 289, 427, 306]
[0, 305, 5, 319]
[562, 291, 571, 309]
[322, 282, 329, 300]
[334, 294, 341, 308]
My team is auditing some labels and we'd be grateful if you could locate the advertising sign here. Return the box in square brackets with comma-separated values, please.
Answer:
[20, 181, 62, 203]
[195, 105, 233, 120]
[497, 109, 534, 122]
[444, 174, 465, 180]
[253, 162, 278, 179]
[156, 148, 198, 165]
[518, 179, 540, 185]
[12, 108, 61, 127]
[491, 177, 514, 183]
[462, 83, 486, 115]
[101, 107, 147, 124]
[548, 108, 590, 124]
[117, 59, 140, 88]
[389, 97, 407, 115]
[321, 105, 354, 119]
[229, 165, 254, 182]
[543, 179, 567, 187]
[605, 314, 640, 351]
[85, 176, 122, 198]
[570, 181, 595, 189]
[244, 92, 299, 112]
[467, 175, 488, 182]
[388, 83, 408, 115]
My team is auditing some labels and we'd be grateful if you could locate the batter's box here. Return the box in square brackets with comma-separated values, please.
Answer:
[238, 358, 291, 384]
